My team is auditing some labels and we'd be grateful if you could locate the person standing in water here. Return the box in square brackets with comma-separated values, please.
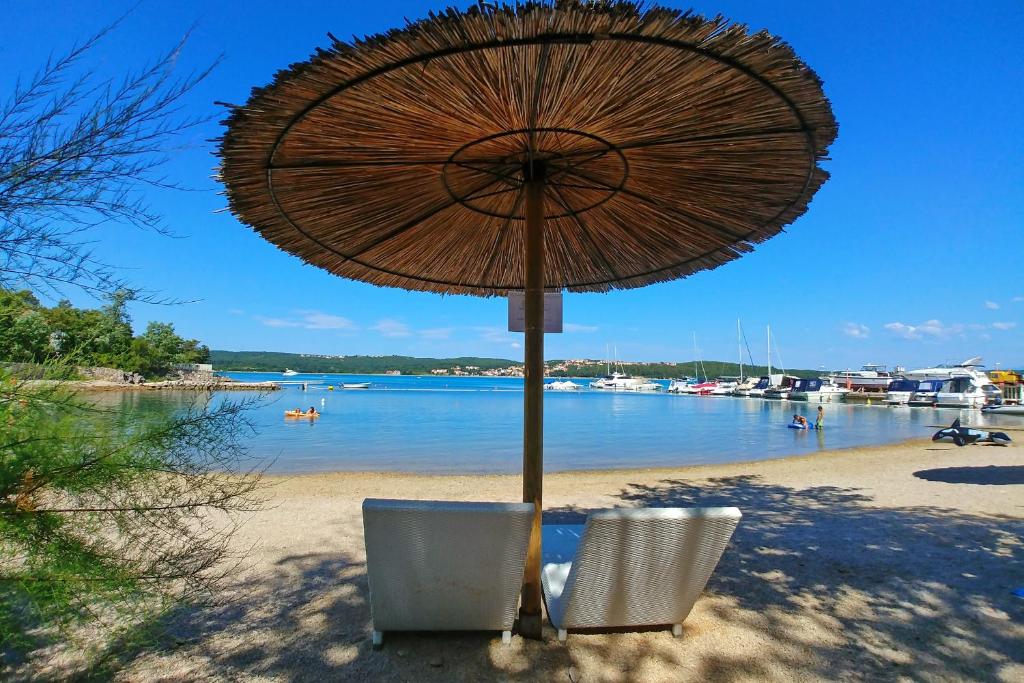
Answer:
[815, 405, 824, 430]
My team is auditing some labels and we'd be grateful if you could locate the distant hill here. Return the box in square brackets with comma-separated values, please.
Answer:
[211, 350, 822, 379]
[209, 351, 519, 375]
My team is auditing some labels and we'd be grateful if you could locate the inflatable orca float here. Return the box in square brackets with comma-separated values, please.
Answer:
[932, 418, 1012, 447]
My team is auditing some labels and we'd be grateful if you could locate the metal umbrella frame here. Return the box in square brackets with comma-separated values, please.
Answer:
[219, 0, 837, 638]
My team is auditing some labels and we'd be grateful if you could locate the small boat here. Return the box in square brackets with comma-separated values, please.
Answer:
[545, 380, 581, 391]
[342, 382, 371, 389]
[285, 409, 319, 418]
[731, 376, 760, 397]
[282, 368, 299, 376]
[708, 381, 737, 396]
[982, 404, 1024, 416]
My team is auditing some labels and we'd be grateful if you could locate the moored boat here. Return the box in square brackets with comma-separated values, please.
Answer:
[342, 382, 371, 389]
[546, 380, 581, 391]
[908, 379, 943, 407]
[282, 368, 299, 376]
[828, 364, 895, 392]
[884, 379, 920, 405]
[790, 378, 848, 403]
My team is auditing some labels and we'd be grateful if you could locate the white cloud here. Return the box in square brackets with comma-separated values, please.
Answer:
[884, 319, 963, 340]
[1013, 296, 1024, 303]
[256, 316, 301, 328]
[420, 327, 453, 340]
[841, 322, 869, 339]
[228, 308, 244, 316]
[510, 342, 521, 349]
[476, 326, 518, 345]
[256, 310, 356, 331]
[984, 301, 1000, 310]
[373, 319, 411, 337]
[992, 321, 1017, 330]
[564, 323, 599, 333]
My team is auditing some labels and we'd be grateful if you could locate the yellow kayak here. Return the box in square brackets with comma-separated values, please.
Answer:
[284, 410, 319, 418]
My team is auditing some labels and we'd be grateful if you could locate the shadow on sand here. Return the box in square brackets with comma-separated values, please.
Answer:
[914, 465, 1024, 485]
[63, 476, 1024, 681]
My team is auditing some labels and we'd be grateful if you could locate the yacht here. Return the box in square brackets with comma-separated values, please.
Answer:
[902, 356, 990, 384]
[590, 372, 660, 392]
[935, 376, 990, 408]
[884, 379, 920, 405]
[828, 364, 896, 391]
[546, 380, 581, 391]
[282, 368, 299, 376]
[908, 379, 944, 407]
[667, 377, 698, 393]
[790, 378, 849, 403]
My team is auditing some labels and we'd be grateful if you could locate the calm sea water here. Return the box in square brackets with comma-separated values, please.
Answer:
[93, 372, 1024, 474]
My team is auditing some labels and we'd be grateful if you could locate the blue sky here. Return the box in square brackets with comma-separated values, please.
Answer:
[3, 1, 1022, 369]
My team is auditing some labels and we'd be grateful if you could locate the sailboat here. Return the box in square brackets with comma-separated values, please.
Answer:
[731, 319, 760, 396]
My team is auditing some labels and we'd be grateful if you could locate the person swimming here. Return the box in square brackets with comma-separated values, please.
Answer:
[307, 406, 318, 415]
[792, 414, 810, 427]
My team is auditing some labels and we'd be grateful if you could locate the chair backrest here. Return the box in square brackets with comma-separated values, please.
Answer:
[362, 498, 535, 632]
[560, 507, 741, 629]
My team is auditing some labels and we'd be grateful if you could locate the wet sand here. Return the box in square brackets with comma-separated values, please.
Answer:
[23, 439, 1024, 681]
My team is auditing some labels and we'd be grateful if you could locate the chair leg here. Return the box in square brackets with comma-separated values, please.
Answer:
[672, 624, 683, 637]
[502, 630, 512, 644]
[371, 630, 383, 649]
[558, 629, 568, 642]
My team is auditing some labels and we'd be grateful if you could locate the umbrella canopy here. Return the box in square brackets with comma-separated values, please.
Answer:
[218, 0, 836, 639]
[219, 2, 836, 296]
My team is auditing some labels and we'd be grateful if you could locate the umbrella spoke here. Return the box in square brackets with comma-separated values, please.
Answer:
[450, 160, 523, 187]
[479, 184, 526, 287]
[547, 182, 621, 281]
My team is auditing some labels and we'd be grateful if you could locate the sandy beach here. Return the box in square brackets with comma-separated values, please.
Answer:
[23, 437, 1023, 681]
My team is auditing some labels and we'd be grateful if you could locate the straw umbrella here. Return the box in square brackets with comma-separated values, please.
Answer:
[218, 1, 836, 638]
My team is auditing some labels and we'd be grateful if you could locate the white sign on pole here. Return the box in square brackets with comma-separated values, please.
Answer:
[508, 292, 563, 333]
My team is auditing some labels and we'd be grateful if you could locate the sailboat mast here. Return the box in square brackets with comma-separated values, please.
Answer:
[767, 325, 772, 380]
[737, 319, 743, 381]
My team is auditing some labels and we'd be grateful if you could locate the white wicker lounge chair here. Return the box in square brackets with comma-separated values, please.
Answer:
[541, 506, 742, 641]
[362, 498, 535, 648]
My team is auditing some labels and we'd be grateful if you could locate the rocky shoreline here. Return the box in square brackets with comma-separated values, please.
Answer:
[64, 378, 281, 392]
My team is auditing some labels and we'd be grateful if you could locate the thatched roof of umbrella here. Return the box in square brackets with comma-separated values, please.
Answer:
[218, 1, 837, 296]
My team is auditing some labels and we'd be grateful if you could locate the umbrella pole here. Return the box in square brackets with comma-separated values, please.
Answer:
[519, 161, 545, 639]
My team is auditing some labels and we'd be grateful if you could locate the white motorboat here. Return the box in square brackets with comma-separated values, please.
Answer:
[982, 404, 1024, 416]
[935, 376, 990, 408]
[667, 377, 698, 393]
[282, 368, 299, 376]
[731, 376, 760, 396]
[908, 379, 944, 407]
[828, 364, 896, 391]
[790, 378, 848, 403]
[590, 372, 660, 391]
[902, 356, 990, 383]
[884, 379, 920, 405]
[709, 381, 737, 396]
[747, 375, 780, 398]
[546, 380, 581, 391]
[342, 382, 371, 389]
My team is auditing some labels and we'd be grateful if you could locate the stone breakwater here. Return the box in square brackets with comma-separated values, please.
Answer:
[66, 378, 281, 392]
